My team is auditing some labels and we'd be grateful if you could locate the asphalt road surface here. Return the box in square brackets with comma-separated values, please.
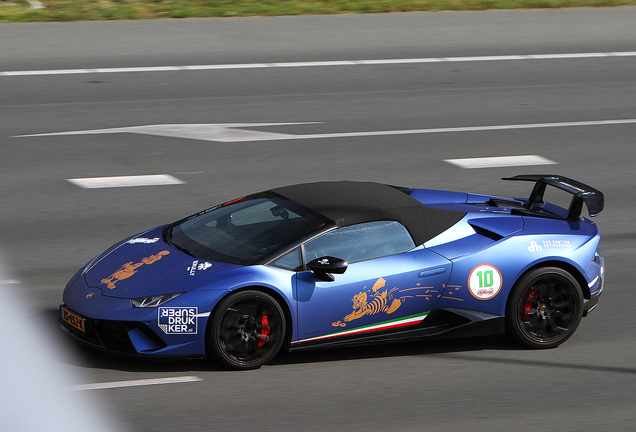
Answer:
[1, 8, 636, 432]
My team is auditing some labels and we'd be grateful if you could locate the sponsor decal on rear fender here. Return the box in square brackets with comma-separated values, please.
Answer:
[468, 264, 502, 300]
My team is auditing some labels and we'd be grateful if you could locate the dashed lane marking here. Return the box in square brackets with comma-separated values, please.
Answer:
[67, 174, 185, 189]
[68, 376, 202, 391]
[2, 52, 636, 76]
[444, 155, 558, 169]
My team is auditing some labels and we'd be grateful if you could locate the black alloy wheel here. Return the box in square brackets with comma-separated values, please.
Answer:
[506, 267, 583, 349]
[208, 290, 286, 370]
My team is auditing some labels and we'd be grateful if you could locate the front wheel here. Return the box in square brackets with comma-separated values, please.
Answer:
[506, 267, 583, 349]
[208, 290, 286, 370]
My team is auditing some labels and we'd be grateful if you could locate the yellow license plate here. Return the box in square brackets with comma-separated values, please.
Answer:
[61, 306, 86, 333]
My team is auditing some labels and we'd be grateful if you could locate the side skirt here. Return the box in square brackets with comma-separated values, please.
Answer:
[289, 308, 505, 351]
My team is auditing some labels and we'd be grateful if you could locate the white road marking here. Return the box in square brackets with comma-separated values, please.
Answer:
[2, 51, 636, 76]
[18, 123, 319, 142]
[0, 279, 21, 285]
[444, 155, 557, 169]
[68, 376, 202, 391]
[18, 119, 636, 143]
[67, 174, 185, 189]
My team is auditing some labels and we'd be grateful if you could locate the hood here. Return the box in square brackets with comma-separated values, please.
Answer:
[84, 227, 240, 298]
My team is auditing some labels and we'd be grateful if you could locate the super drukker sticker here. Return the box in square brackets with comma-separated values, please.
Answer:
[158, 307, 198, 334]
[468, 264, 502, 300]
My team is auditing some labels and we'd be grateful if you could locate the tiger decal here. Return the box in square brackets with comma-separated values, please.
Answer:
[332, 277, 430, 327]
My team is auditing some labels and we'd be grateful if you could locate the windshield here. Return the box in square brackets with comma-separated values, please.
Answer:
[168, 193, 325, 265]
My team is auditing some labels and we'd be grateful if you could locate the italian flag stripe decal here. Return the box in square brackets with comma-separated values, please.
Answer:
[296, 311, 430, 344]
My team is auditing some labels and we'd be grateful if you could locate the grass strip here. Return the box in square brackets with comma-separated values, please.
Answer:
[1, 0, 635, 23]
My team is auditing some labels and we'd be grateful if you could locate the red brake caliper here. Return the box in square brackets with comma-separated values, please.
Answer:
[258, 312, 270, 349]
[521, 288, 536, 319]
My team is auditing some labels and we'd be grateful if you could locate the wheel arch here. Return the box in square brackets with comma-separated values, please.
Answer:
[204, 285, 294, 355]
[512, 260, 590, 301]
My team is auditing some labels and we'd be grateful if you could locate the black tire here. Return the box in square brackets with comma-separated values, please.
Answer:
[506, 267, 583, 349]
[208, 290, 286, 370]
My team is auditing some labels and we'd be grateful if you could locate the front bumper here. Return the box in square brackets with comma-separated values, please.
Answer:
[59, 303, 209, 358]
[60, 304, 173, 356]
[60, 266, 230, 357]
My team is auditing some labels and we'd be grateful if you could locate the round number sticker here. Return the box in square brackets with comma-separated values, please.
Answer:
[468, 264, 502, 300]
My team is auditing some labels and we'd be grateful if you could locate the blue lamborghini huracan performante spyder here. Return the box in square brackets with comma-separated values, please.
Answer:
[60, 175, 605, 369]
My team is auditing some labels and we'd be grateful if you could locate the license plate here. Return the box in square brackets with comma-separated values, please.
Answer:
[61, 306, 86, 333]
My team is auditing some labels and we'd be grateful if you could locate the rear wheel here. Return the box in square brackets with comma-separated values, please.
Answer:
[506, 267, 583, 349]
[208, 290, 285, 370]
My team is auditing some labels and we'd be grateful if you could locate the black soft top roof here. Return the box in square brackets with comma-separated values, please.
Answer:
[271, 181, 466, 245]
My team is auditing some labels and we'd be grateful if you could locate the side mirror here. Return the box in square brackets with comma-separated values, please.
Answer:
[306, 256, 348, 282]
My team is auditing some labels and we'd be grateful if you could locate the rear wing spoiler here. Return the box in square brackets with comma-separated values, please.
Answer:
[502, 175, 604, 222]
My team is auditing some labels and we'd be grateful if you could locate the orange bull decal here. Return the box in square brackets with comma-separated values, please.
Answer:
[101, 250, 170, 289]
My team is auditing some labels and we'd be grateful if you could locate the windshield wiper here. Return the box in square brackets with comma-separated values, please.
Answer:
[172, 242, 195, 257]
[165, 227, 196, 257]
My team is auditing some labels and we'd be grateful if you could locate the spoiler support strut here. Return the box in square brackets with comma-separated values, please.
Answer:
[502, 175, 604, 222]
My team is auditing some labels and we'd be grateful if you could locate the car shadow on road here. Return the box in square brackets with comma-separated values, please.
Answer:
[40, 308, 523, 373]
[272, 335, 517, 367]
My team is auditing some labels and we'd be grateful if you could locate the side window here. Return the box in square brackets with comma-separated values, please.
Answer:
[269, 247, 302, 271]
[303, 221, 415, 264]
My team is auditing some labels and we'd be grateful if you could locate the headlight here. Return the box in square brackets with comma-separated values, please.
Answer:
[131, 293, 184, 308]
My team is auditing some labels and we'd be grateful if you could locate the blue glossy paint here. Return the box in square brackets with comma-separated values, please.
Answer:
[83, 226, 240, 298]
[410, 188, 468, 205]
[294, 248, 451, 343]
